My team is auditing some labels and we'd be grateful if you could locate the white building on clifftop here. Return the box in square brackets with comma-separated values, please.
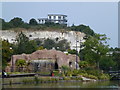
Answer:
[38, 14, 67, 25]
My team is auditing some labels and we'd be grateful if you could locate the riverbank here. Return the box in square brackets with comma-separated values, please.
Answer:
[2, 75, 97, 85]
[3, 78, 120, 89]
[2, 69, 110, 85]
[2, 73, 119, 89]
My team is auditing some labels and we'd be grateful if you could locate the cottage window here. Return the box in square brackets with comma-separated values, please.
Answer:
[58, 16, 61, 20]
[54, 16, 56, 19]
[49, 16, 51, 19]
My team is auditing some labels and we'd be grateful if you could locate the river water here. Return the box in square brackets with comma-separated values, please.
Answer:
[3, 80, 120, 89]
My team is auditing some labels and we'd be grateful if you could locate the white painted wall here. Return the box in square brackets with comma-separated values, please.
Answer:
[56, 16, 58, 20]
[51, 16, 54, 19]
[61, 16, 63, 20]
[55, 21, 59, 23]
[48, 16, 50, 19]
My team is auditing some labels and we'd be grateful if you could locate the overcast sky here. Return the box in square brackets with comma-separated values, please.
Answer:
[2, 2, 118, 48]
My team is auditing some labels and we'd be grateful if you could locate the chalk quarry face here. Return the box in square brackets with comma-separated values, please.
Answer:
[10, 49, 80, 72]
[0, 30, 85, 52]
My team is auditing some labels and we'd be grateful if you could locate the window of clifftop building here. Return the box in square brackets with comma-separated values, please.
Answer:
[58, 16, 61, 20]
[63, 16, 65, 20]
[54, 16, 56, 19]
[49, 16, 51, 19]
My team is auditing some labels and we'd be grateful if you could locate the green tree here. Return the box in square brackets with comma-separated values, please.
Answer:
[34, 38, 43, 46]
[16, 59, 26, 67]
[68, 49, 77, 54]
[22, 23, 30, 29]
[79, 61, 89, 69]
[37, 46, 44, 50]
[99, 56, 116, 71]
[15, 32, 37, 54]
[29, 18, 38, 25]
[9, 17, 24, 27]
[25, 40, 37, 54]
[0, 18, 13, 30]
[43, 38, 55, 50]
[16, 59, 26, 72]
[82, 34, 109, 69]
[0, 40, 1, 70]
[112, 48, 120, 70]
[61, 65, 69, 75]
[15, 32, 29, 54]
[0, 18, 4, 29]
[2, 40, 13, 69]
[70, 24, 95, 36]
[55, 39, 70, 51]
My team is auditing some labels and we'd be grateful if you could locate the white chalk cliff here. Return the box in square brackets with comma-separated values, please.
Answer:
[0, 30, 85, 51]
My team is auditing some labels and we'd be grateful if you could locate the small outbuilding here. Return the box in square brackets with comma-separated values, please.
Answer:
[9, 49, 80, 72]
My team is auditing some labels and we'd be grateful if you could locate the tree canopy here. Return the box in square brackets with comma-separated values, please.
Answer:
[14, 32, 37, 54]
[29, 18, 38, 25]
[16, 59, 26, 67]
[2, 40, 13, 69]
[112, 48, 120, 70]
[55, 39, 70, 51]
[70, 24, 95, 36]
[43, 38, 55, 50]
[80, 34, 115, 70]
[9, 17, 24, 27]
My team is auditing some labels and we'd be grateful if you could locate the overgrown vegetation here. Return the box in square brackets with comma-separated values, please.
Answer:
[69, 24, 95, 36]
[16, 59, 26, 72]
[53, 66, 109, 80]
[0, 17, 95, 36]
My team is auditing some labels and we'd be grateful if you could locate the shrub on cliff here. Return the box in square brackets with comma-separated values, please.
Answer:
[68, 49, 77, 54]
[43, 38, 55, 50]
[14, 32, 37, 54]
[70, 24, 95, 36]
[55, 39, 70, 51]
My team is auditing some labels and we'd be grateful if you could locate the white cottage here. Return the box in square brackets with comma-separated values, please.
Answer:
[38, 14, 67, 24]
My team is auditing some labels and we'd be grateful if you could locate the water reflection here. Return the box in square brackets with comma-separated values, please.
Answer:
[4, 80, 120, 88]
